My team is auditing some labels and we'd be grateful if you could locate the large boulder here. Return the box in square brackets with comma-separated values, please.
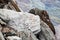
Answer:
[0, 9, 40, 33]
[29, 8, 55, 34]
[0, 9, 56, 40]
[0, 9, 40, 40]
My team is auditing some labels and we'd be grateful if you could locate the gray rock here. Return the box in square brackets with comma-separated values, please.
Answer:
[0, 9, 56, 40]
[39, 20, 56, 40]
[0, 32, 5, 40]
[18, 29, 38, 40]
[0, 9, 41, 33]
[55, 25, 60, 40]
[0, 9, 39, 40]
[6, 36, 22, 40]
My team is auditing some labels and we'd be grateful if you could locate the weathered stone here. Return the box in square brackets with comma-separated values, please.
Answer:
[34, 20, 56, 40]
[0, 9, 56, 40]
[0, 32, 5, 40]
[39, 20, 55, 40]
[29, 8, 55, 34]
[0, 0, 21, 12]
[0, 9, 40, 34]
[0, 9, 40, 40]
[17, 29, 38, 40]
[55, 25, 60, 40]
[6, 36, 22, 40]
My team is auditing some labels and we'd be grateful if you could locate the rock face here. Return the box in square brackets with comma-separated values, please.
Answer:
[0, 32, 5, 40]
[34, 20, 55, 40]
[39, 20, 55, 40]
[55, 25, 60, 40]
[29, 8, 55, 34]
[0, 9, 40, 40]
[0, 9, 56, 40]
[6, 36, 22, 40]
[0, 9, 40, 33]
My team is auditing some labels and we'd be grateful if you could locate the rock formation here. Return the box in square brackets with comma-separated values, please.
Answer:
[0, 0, 58, 40]
[0, 32, 5, 40]
[0, 9, 55, 40]
[29, 8, 55, 34]
[0, 0, 21, 12]
[39, 20, 55, 40]
[0, 9, 40, 40]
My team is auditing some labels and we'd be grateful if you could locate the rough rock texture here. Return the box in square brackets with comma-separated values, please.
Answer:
[29, 8, 55, 34]
[39, 20, 55, 40]
[0, 0, 21, 12]
[0, 9, 40, 33]
[0, 9, 56, 40]
[55, 25, 60, 40]
[6, 36, 22, 40]
[0, 9, 39, 40]
[0, 32, 5, 40]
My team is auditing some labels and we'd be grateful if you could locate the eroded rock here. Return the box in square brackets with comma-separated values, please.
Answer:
[0, 32, 5, 40]
[39, 20, 55, 40]
[29, 8, 55, 34]
[0, 9, 56, 40]
[0, 9, 40, 40]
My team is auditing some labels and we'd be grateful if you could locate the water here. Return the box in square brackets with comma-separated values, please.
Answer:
[16, 0, 60, 26]
[40, 0, 60, 26]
